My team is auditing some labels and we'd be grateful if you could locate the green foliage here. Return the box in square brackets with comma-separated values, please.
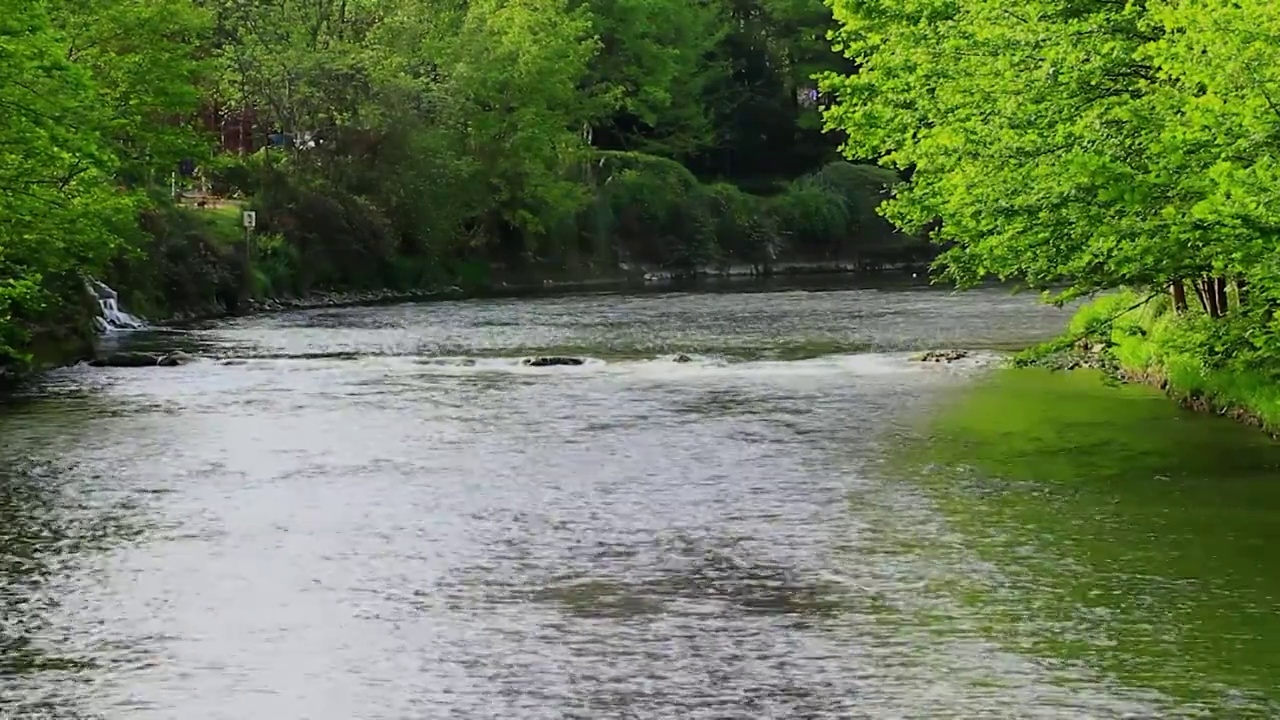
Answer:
[592, 151, 716, 268]
[769, 161, 916, 261]
[112, 203, 241, 318]
[823, 0, 1280, 291]
[47, 0, 211, 182]
[581, 0, 727, 157]
[823, 0, 1280, 410]
[251, 232, 301, 299]
[705, 183, 782, 266]
[0, 0, 205, 369]
[1064, 292, 1280, 430]
[770, 182, 850, 256]
[1066, 291, 1149, 339]
[1, 0, 927, 373]
[255, 171, 397, 292]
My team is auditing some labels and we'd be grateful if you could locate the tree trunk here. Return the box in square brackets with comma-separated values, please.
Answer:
[1205, 278, 1222, 318]
[1193, 279, 1211, 315]
[1170, 279, 1188, 314]
[1235, 278, 1248, 309]
[1214, 276, 1229, 317]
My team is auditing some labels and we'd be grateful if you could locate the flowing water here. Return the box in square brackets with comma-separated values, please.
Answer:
[87, 279, 148, 333]
[2, 279, 1279, 719]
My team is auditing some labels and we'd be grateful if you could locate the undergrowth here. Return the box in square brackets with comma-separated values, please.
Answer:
[1023, 288, 1280, 431]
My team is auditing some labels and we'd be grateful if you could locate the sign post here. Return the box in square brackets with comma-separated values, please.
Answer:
[240, 210, 257, 313]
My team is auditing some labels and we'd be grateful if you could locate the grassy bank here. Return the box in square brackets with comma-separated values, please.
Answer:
[1023, 290, 1280, 433]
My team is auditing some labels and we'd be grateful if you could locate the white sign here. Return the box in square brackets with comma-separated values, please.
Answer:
[242, 210, 257, 229]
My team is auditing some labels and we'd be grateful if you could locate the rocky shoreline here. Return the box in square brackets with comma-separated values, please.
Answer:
[160, 285, 470, 324]
[237, 285, 468, 315]
[159, 262, 928, 325]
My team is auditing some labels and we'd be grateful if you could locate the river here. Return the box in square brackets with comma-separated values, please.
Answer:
[2, 279, 1278, 719]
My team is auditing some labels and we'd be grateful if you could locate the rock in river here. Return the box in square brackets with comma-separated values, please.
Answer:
[90, 350, 196, 368]
[158, 351, 195, 367]
[913, 349, 970, 364]
[522, 356, 586, 367]
[90, 352, 162, 368]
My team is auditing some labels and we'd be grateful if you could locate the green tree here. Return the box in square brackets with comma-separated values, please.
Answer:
[822, 0, 1199, 295]
[0, 2, 133, 364]
[581, 0, 728, 158]
[822, 0, 1280, 379]
[49, 0, 211, 183]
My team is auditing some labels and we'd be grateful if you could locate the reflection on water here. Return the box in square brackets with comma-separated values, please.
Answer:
[893, 369, 1280, 717]
[1, 282, 1277, 718]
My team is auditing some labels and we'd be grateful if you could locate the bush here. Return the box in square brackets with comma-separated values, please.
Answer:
[1063, 290, 1280, 429]
[591, 151, 717, 268]
[769, 181, 851, 257]
[705, 182, 782, 267]
[769, 161, 919, 262]
[256, 172, 398, 292]
[251, 232, 301, 298]
[109, 200, 243, 318]
[205, 153, 261, 198]
[572, 154, 923, 271]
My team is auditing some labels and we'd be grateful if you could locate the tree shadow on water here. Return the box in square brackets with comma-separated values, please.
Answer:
[891, 368, 1280, 714]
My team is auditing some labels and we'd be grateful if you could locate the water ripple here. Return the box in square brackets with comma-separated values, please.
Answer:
[1, 283, 1222, 719]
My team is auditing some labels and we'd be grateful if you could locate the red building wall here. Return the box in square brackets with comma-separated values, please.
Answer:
[197, 102, 260, 155]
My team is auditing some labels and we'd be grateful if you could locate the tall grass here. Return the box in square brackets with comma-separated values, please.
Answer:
[1068, 290, 1280, 430]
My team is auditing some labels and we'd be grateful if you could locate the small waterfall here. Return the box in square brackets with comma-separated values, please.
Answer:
[87, 279, 147, 333]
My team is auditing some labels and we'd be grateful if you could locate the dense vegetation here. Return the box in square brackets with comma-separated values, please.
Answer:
[0, 0, 925, 374]
[823, 0, 1280, 420]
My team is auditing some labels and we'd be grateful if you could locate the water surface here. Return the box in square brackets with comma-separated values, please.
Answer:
[1, 282, 1277, 718]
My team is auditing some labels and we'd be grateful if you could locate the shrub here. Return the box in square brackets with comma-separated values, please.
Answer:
[769, 161, 918, 262]
[705, 182, 782, 267]
[591, 151, 717, 268]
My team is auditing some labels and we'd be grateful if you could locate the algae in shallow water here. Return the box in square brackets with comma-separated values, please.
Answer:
[894, 368, 1280, 713]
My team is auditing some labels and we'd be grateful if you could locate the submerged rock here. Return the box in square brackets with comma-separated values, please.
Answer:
[89, 350, 196, 368]
[522, 356, 586, 367]
[89, 352, 162, 368]
[157, 351, 194, 367]
[913, 349, 970, 364]
[673, 353, 694, 363]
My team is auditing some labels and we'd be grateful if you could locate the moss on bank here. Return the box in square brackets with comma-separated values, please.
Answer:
[1022, 290, 1280, 433]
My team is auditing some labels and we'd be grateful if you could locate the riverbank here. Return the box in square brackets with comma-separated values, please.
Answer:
[0, 267, 935, 391]
[162, 259, 928, 324]
[0, 150, 935, 382]
[1022, 290, 1280, 435]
